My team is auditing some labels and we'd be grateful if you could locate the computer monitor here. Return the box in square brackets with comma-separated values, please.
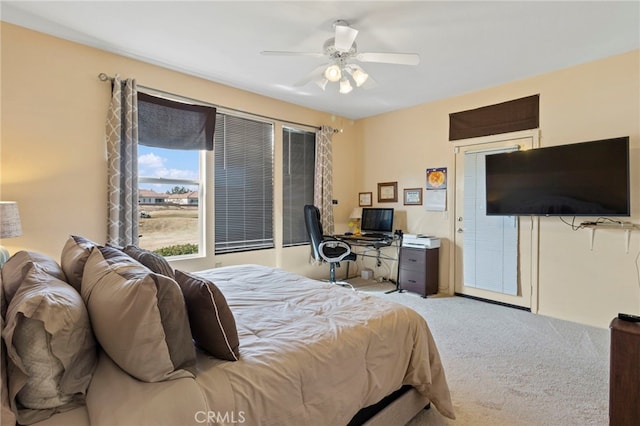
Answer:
[360, 208, 394, 235]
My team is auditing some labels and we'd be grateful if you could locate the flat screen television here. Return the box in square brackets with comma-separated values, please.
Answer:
[361, 208, 394, 234]
[485, 136, 630, 216]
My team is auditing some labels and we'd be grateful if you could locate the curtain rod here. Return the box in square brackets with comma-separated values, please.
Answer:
[98, 73, 342, 133]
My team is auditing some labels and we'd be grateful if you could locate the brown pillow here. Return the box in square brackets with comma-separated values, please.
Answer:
[2, 263, 97, 425]
[60, 235, 98, 292]
[122, 245, 175, 279]
[1, 251, 66, 311]
[174, 270, 240, 361]
[81, 246, 195, 382]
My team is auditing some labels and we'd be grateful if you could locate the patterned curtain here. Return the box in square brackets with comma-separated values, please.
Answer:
[106, 76, 139, 246]
[313, 126, 335, 234]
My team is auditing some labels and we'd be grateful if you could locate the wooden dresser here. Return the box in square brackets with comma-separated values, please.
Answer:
[397, 246, 439, 298]
[609, 317, 640, 425]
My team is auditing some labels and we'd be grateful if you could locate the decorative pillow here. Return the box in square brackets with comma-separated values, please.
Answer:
[174, 270, 240, 361]
[122, 244, 175, 279]
[81, 246, 195, 382]
[1, 303, 16, 426]
[1, 251, 66, 311]
[60, 235, 98, 292]
[2, 263, 97, 425]
[13, 315, 70, 409]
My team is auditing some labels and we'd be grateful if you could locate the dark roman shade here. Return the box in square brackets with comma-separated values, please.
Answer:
[138, 92, 216, 150]
[449, 94, 539, 141]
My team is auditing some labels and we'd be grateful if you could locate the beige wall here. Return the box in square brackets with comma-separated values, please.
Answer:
[0, 23, 361, 279]
[359, 50, 640, 328]
[2, 22, 639, 328]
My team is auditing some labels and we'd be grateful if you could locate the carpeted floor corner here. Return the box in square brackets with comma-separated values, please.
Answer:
[351, 279, 610, 425]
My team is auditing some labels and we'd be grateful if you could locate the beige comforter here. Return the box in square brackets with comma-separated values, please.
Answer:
[70, 264, 454, 425]
[193, 265, 454, 424]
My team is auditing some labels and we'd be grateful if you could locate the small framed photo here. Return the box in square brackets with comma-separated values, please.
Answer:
[403, 188, 423, 206]
[377, 182, 398, 203]
[358, 192, 372, 207]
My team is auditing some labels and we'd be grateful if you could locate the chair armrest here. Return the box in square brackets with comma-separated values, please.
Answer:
[318, 240, 352, 263]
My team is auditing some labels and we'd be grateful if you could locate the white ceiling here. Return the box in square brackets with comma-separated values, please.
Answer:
[2, 1, 639, 120]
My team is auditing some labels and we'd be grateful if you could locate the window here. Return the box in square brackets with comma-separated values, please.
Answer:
[137, 146, 202, 256]
[282, 127, 315, 246]
[214, 114, 274, 254]
[135, 91, 215, 257]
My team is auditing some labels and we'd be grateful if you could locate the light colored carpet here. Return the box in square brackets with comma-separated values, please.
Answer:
[350, 279, 610, 426]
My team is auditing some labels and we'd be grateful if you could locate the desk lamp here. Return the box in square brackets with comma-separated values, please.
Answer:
[0, 201, 22, 267]
[348, 207, 362, 235]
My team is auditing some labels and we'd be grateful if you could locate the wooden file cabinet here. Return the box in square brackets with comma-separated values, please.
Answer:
[609, 317, 640, 425]
[398, 247, 439, 297]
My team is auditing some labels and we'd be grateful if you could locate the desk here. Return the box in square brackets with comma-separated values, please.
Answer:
[335, 234, 401, 282]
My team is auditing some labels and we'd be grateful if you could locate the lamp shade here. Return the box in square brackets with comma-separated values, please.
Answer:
[0, 201, 22, 239]
[349, 207, 362, 220]
[339, 78, 353, 94]
[324, 65, 342, 82]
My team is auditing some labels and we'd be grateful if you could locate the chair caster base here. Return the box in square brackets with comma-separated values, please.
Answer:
[330, 281, 355, 290]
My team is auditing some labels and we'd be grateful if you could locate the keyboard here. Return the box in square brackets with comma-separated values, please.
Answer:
[361, 233, 390, 240]
[339, 233, 391, 242]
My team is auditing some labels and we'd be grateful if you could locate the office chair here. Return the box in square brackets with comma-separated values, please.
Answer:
[304, 204, 356, 287]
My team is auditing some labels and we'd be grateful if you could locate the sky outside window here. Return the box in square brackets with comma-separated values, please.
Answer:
[138, 145, 199, 193]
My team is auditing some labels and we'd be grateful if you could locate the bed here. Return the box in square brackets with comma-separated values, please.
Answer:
[1, 239, 454, 426]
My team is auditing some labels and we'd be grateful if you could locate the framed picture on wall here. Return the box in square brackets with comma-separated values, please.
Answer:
[358, 192, 372, 207]
[403, 188, 423, 205]
[377, 182, 397, 203]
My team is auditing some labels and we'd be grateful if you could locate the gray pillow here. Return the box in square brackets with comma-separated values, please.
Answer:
[1, 301, 16, 426]
[1, 251, 65, 312]
[2, 263, 97, 425]
[122, 245, 175, 279]
[60, 235, 98, 292]
[174, 270, 240, 361]
[81, 246, 195, 382]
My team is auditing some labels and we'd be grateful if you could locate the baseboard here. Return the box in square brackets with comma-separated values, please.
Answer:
[454, 292, 531, 312]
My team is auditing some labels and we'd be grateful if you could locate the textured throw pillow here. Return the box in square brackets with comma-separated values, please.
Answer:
[13, 315, 71, 409]
[1, 251, 66, 311]
[122, 244, 175, 279]
[60, 235, 98, 292]
[174, 270, 240, 361]
[81, 246, 196, 382]
[2, 263, 97, 425]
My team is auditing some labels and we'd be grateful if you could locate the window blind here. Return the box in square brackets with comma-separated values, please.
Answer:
[449, 95, 539, 141]
[463, 147, 518, 295]
[282, 128, 315, 246]
[214, 114, 274, 254]
[138, 92, 216, 150]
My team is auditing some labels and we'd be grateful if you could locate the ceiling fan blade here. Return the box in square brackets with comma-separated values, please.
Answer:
[356, 52, 420, 66]
[293, 64, 328, 87]
[261, 51, 324, 58]
[334, 24, 358, 52]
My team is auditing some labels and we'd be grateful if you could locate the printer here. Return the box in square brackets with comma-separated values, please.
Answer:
[401, 234, 440, 249]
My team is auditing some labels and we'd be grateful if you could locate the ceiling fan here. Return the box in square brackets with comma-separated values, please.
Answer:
[261, 20, 420, 94]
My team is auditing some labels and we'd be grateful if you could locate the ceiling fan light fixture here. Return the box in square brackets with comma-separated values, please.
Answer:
[339, 78, 353, 94]
[350, 67, 369, 87]
[324, 64, 342, 82]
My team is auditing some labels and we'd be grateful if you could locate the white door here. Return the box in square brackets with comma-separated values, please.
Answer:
[454, 132, 539, 309]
